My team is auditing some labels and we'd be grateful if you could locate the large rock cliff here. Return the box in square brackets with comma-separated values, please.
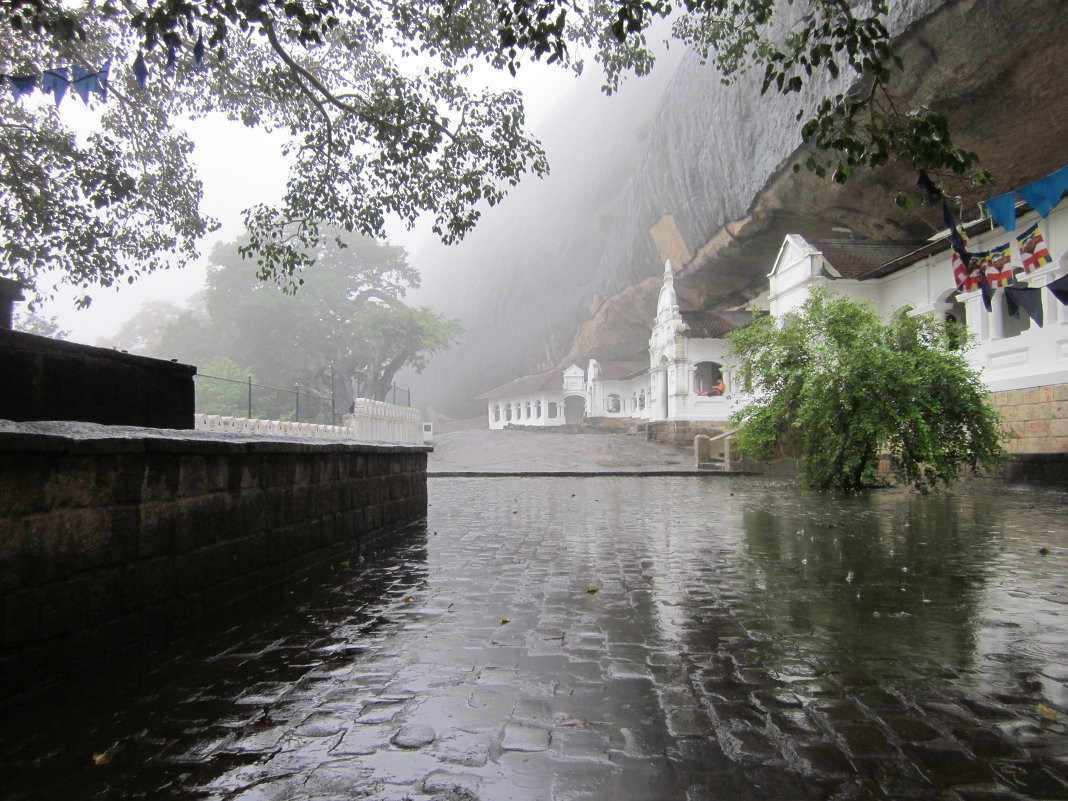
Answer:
[409, 0, 1068, 418]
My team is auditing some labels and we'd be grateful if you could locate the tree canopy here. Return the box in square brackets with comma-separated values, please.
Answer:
[3, 1, 984, 304]
[114, 230, 462, 398]
[728, 288, 1006, 492]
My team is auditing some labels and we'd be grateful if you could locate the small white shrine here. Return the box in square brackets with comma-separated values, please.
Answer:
[479, 260, 756, 430]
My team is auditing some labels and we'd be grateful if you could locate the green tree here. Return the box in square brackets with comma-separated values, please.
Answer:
[349, 302, 464, 400]
[2, 1, 982, 303]
[101, 298, 189, 353]
[13, 308, 69, 339]
[152, 230, 462, 397]
[195, 356, 256, 417]
[728, 288, 1006, 492]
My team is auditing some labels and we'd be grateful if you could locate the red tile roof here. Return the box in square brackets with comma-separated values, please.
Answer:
[679, 310, 761, 338]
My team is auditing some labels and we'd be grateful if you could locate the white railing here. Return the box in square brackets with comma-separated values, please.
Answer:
[195, 398, 423, 445]
[342, 399, 422, 444]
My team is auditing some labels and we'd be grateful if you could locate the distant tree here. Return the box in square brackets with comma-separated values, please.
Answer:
[153, 230, 462, 396]
[195, 356, 257, 417]
[13, 309, 69, 339]
[728, 288, 1006, 492]
[100, 298, 189, 354]
[349, 302, 464, 400]
[3, 1, 983, 304]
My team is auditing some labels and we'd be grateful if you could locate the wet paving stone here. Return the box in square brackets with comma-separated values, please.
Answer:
[2, 477, 1068, 799]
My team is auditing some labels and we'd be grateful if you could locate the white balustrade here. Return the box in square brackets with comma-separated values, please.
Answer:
[194, 397, 423, 445]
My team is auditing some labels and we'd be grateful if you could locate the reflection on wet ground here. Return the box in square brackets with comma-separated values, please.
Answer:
[1, 477, 1067, 800]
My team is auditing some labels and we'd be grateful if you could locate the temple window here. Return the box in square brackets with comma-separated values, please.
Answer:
[606, 394, 621, 413]
[535, 400, 542, 418]
[493, 404, 501, 422]
[548, 402, 558, 418]
[694, 361, 725, 396]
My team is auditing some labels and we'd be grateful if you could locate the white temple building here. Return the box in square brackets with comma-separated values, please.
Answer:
[480, 191, 1068, 461]
[478, 260, 756, 431]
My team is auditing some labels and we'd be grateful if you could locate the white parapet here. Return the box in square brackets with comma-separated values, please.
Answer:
[194, 398, 423, 445]
[342, 398, 423, 445]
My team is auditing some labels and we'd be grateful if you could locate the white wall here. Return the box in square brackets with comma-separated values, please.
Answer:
[768, 201, 1068, 397]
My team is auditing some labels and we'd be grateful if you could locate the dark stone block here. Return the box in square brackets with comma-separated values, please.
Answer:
[0, 328, 194, 429]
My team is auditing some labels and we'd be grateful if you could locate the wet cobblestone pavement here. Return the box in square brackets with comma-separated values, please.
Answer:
[3, 476, 1068, 800]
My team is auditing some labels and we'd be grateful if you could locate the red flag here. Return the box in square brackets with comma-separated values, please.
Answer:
[984, 243, 1016, 288]
[953, 251, 982, 291]
[1017, 223, 1052, 273]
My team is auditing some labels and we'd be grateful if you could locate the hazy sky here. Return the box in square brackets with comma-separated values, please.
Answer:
[32, 61, 578, 346]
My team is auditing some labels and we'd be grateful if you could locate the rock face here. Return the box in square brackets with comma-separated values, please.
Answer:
[409, 0, 1068, 418]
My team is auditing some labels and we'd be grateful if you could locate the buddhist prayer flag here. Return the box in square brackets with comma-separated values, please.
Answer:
[979, 279, 995, 313]
[943, 200, 971, 267]
[1005, 285, 1044, 327]
[986, 192, 1017, 232]
[1017, 223, 1052, 273]
[41, 68, 68, 105]
[984, 243, 1016, 288]
[1047, 273, 1068, 305]
[2, 37, 206, 105]
[953, 251, 982, 292]
[6, 74, 36, 100]
[133, 52, 149, 87]
[1019, 165, 1068, 218]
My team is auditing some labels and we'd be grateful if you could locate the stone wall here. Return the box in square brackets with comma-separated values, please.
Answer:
[0, 421, 428, 698]
[0, 329, 195, 429]
[988, 384, 1068, 455]
[644, 419, 732, 446]
[987, 384, 1068, 483]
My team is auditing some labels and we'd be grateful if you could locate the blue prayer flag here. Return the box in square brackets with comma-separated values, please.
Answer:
[985, 192, 1017, 232]
[133, 52, 149, 87]
[41, 68, 69, 106]
[70, 64, 97, 103]
[6, 74, 37, 100]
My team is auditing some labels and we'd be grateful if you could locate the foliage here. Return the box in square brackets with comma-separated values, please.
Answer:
[728, 288, 1006, 492]
[2, 1, 547, 303]
[13, 308, 69, 338]
[130, 230, 462, 396]
[2, 1, 984, 303]
[195, 355, 256, 417]
[100, 298, 188, 353]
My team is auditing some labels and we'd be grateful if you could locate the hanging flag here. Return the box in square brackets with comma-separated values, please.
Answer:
[1017, 223, 1052, 273]
[96, 59, 110, 102]
[1005, 285, 1044, 326]
[41, 67, 69, 106]
[133, 51, 149, 87]
[1048, 273, 1068, 306]
[984, 243, 1016, 288]
[70, 64, 98, 103]
[193, 33, 205, 68]
[979, 278, 995, 313]
[942, 199, 970, 267]
[1019, 165, 1068, 218]
[952, 251, 982, 292]
[165, 41, 177, 75]
[917, 170, 941, 205]
[6, 74, 37, 100]
[985, 193, 1017, 232]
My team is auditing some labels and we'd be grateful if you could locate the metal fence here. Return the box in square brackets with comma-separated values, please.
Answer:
[193, 372, 409, 425]
[355, 378, 410, 407]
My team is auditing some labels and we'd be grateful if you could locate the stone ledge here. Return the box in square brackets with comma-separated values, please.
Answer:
[0, 420, 432, 455]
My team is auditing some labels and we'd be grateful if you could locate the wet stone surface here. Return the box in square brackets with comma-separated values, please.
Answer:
[2, 477, 1068, 800]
